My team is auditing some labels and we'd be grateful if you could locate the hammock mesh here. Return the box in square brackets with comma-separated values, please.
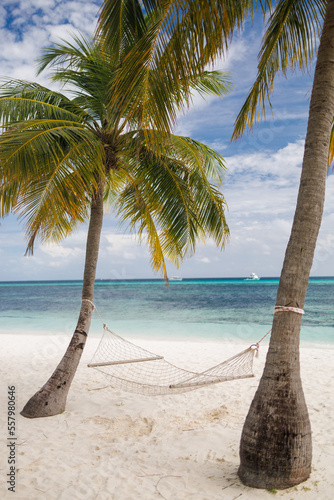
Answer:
[88, 326, 257, 396]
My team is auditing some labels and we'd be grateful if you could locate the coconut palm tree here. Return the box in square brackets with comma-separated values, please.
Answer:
[97, 0, 333, 489]
[234, 0, 332, 489]
[0, 32, 231, 418]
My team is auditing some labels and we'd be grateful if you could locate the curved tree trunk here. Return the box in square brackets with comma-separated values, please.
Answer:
[238, 0, 334, 489]
[21, 181, 105, 418]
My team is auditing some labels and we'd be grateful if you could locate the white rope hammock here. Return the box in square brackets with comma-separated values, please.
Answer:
[88, 327, 259, 396]
[86, 300, 269, 396]
[86, 301, 302, 396]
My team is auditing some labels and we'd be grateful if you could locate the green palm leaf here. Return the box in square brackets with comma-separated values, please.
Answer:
[232, 0, 326, 138]
[114, 130, 229, 278]
[98, 0, 240, 137]
[0, 80, 90, 125]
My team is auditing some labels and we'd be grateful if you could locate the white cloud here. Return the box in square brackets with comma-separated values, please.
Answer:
[0, 6, 7, 29]
[104, 233, 141, 253]
[40, 244, 84, 259]
[225, 140, 304, 178]
[0, 1, 101, 83]
[197, 257, 211, 264]
[222, 141, 305, 227]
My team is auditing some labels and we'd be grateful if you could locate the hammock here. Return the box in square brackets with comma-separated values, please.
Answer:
[87, 301, 269, 396]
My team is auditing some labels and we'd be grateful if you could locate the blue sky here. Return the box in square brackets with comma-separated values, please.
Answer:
[0, 1, 333, 281]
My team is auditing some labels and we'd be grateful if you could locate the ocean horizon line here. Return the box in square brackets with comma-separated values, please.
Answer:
[1, 275, 334, 285]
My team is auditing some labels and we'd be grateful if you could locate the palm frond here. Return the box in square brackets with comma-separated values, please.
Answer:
[118, 150, 197, 260]
[97, 0, 149, 61]
[168, 135, 229, 248]
[232, 0, 326, 139]
[0, 80, 92, 126]
[17, 173, 90, 254]
[0, 118, 102, 179]
[188, 70, 233, 100]
[115, 169, 170, 279]
[114, 130, 229, 276]
[37, 33, 101, 75]
[36, 36, 120, 125]
[169, 134, 227, 183]
[99, 0, 260, 137]
[0, 118, 104, 251]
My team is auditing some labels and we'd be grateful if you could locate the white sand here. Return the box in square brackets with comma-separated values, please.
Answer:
[0, 333, 333, 500]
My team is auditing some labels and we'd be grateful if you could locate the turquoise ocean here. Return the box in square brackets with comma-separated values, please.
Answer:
[0, 277, 333, 345]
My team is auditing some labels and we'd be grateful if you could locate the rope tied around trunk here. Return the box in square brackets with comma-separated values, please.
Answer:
[274, 306, 305, 315]
[82, 298, 108, 329]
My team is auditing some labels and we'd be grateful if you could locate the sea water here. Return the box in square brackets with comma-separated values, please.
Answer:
[0, 278, 333, 345]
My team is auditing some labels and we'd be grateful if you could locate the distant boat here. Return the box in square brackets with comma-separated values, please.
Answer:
[170, 276, 183, 281]
[245, 273, 260, 281]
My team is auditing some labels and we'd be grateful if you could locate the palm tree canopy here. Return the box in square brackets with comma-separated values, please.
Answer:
[97, 0, 259, 134]
[0, 32, 230, 279]
[98, 1, 329, 142]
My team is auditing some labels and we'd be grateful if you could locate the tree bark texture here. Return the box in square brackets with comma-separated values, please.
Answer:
[238, 0, 334, 489]
[21, 181, 105, 418]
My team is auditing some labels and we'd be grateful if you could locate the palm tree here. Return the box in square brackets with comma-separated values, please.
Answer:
[234, 0, 333, 489]
[0, 32, 231, 418]
[97, 0, 333, 489]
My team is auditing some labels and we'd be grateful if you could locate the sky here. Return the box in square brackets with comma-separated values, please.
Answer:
[0, 1, 333, 281]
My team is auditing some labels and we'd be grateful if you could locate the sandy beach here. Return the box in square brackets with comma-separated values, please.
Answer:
[0, 333, 333, 500]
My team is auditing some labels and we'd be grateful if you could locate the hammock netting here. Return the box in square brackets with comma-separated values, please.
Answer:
[88, 325, 257, 396]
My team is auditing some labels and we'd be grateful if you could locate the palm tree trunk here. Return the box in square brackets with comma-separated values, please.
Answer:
[21, 181, 105, 418]
[238, 0, 334, 489]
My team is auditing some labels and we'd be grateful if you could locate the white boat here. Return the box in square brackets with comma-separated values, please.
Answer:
[170, 276, 183, 281]
[245, 273, 260, 281]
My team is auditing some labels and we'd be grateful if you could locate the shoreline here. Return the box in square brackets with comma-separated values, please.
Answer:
[0, 334, 333, 499]
[1, 327, 334, 352]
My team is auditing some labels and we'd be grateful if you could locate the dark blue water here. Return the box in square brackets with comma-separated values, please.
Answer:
[0, 278, 333, 344]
